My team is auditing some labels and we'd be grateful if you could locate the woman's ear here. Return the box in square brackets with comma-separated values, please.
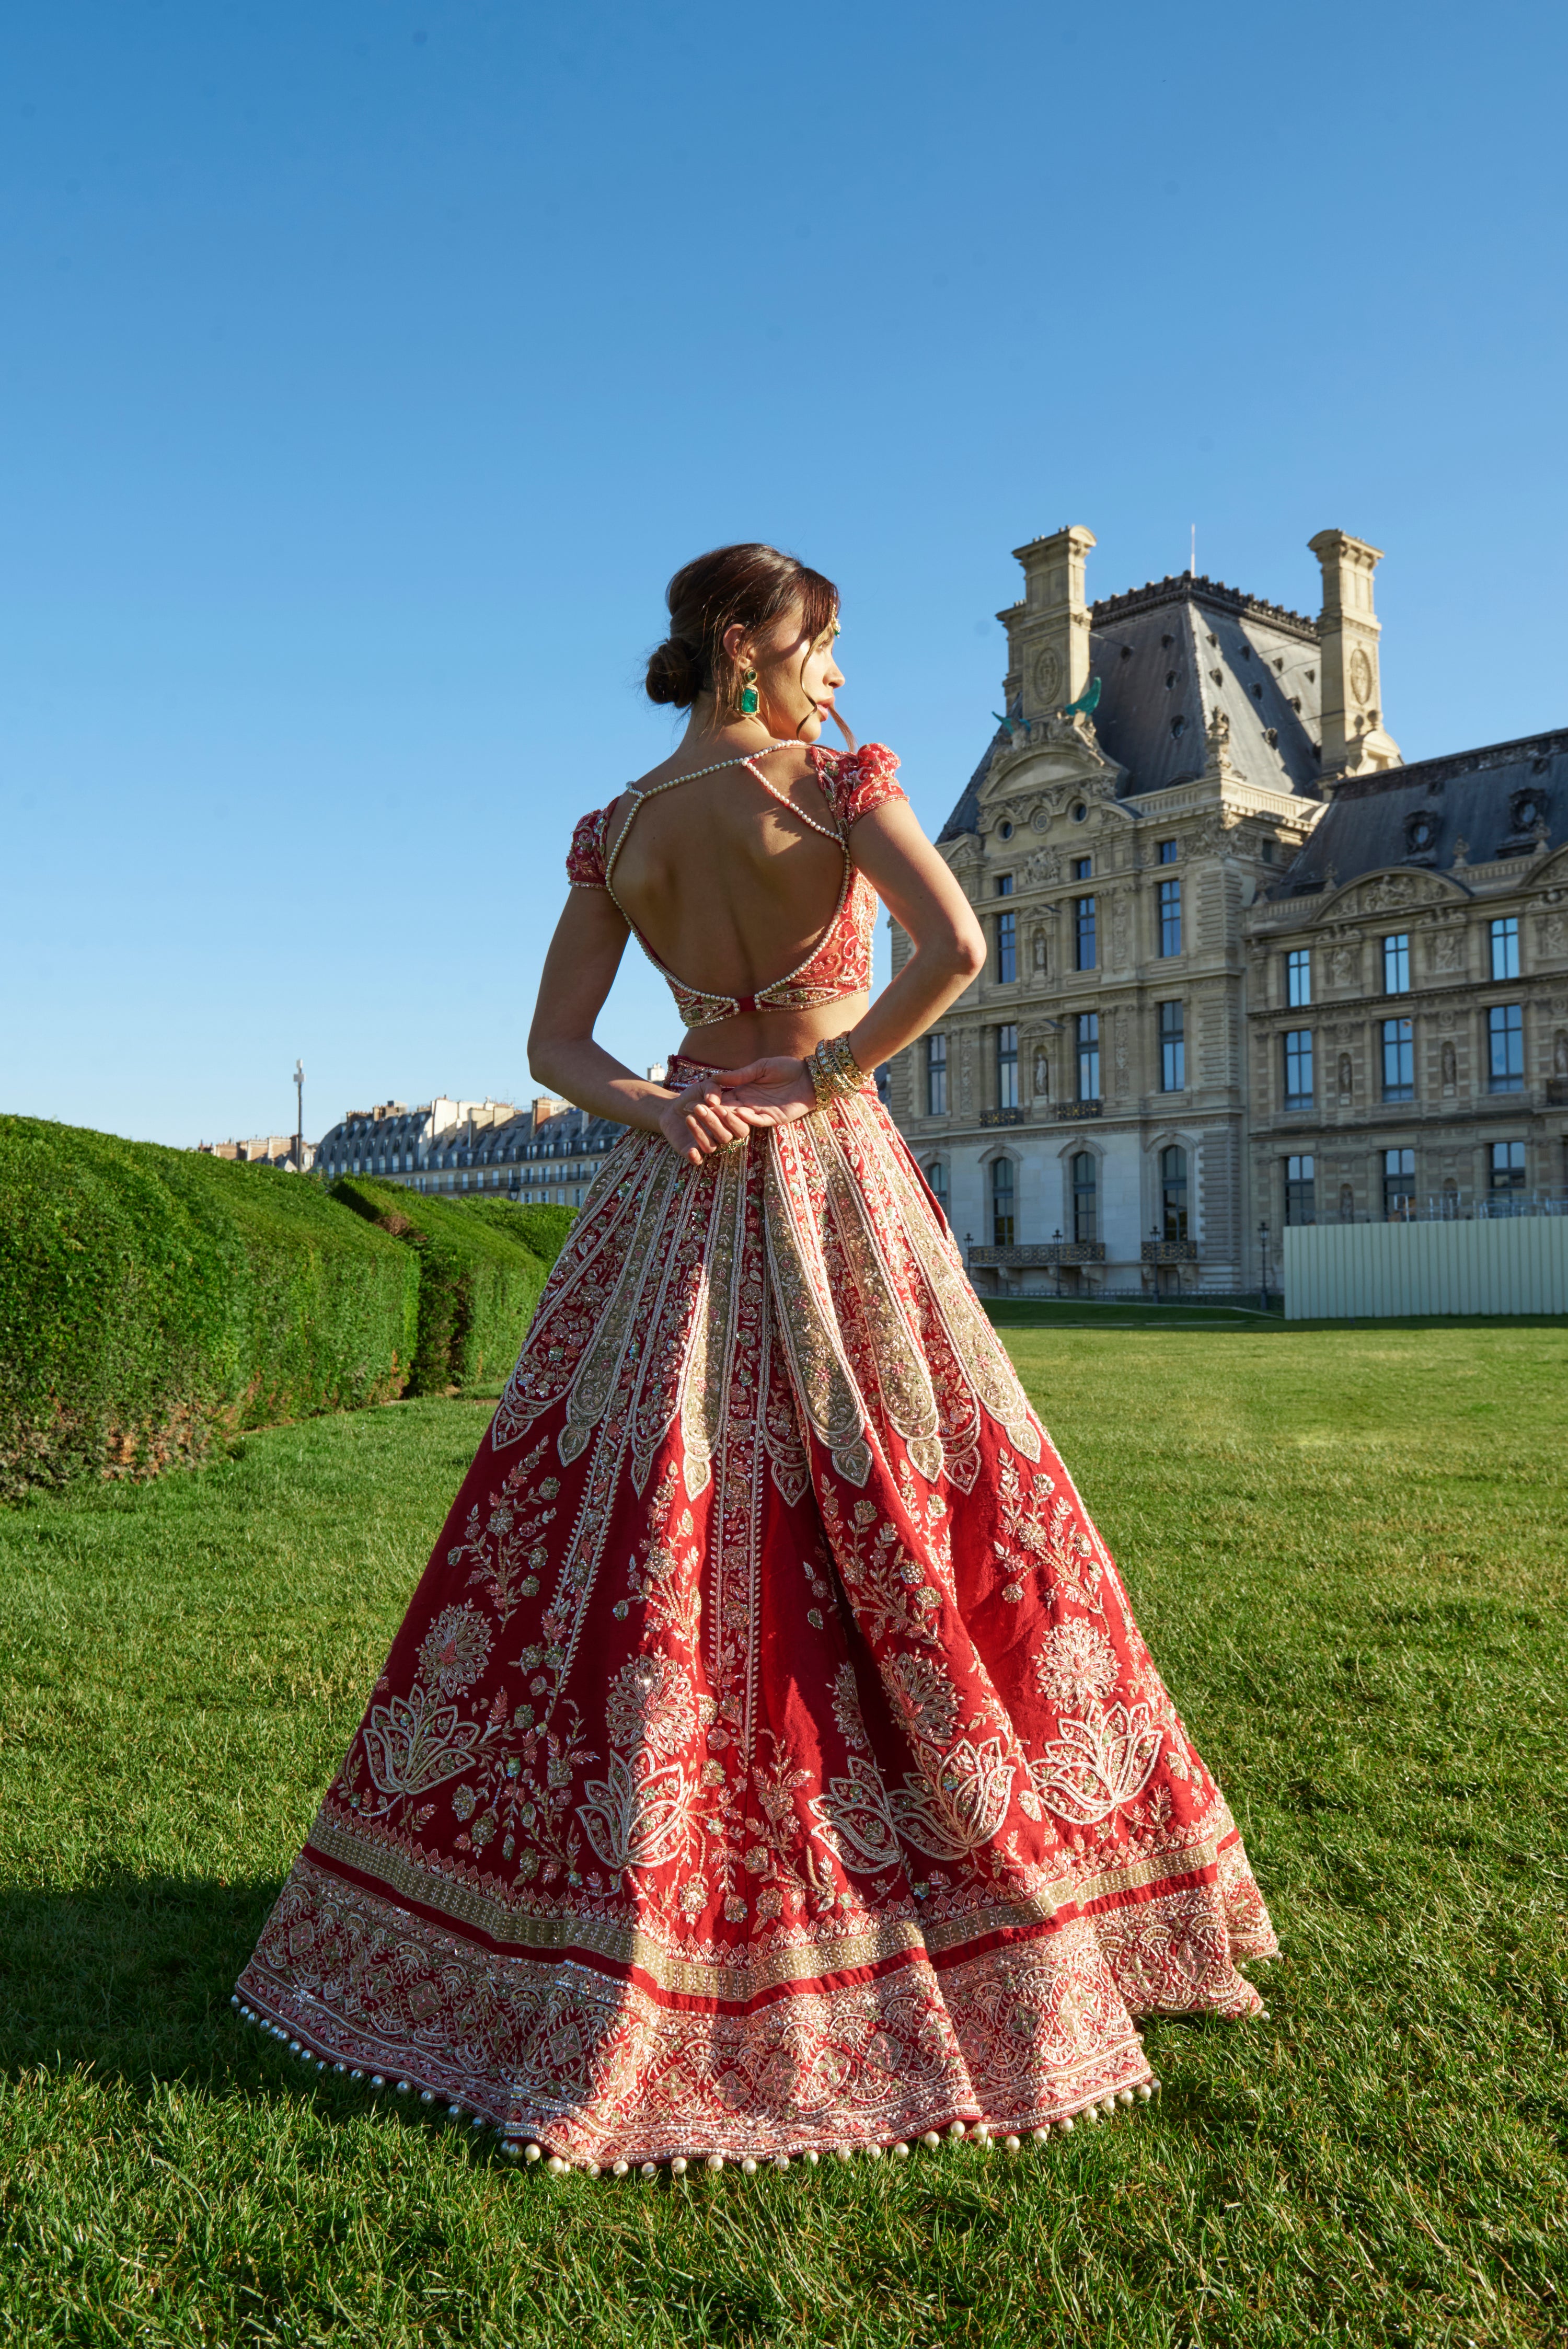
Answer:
[721, 621, 749, 663]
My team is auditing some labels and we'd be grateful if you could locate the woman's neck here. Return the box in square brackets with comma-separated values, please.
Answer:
[677, 696, 815, 761]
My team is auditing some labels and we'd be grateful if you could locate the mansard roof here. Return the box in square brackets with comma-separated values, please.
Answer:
[939, 572, 1325, 843]
[1270, 726, 1567, 898]
[1088, 575, 1323, 800]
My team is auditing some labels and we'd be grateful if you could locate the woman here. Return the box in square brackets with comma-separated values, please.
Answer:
[237, 544, 1275, 2175]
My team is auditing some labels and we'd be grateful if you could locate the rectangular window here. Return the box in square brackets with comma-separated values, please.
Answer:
[1283, 1029, 1314, 1109]
[1491, 916, 1520, 981]
[925, 1033, 948, 1117]
[1383, 1147, 1416, 1220]
[996, 908, 1017, 984]
[1488, 1003, 1524, 1092]
[1158, 839, 1178, 864]
[996, 873, 1014, 895]
[1077, 1012, 1100, 1101]
[1383, 933, 1411, 995]
[1071, 1150, 1098, 1243]
[1158, 877, 1182, 957]
[1159, 1145, 1188, 1242]
[1073, 856, 1093, 882]
[1286, 948, 1311, 1008]
[1158, 1000, 1185, 1091]
[925, 1160, 949, 1220]
[1284, 1154, 1316, 1226]
[1490, 1139, 1526, 1192]
[990, 1157, 1015, 1249]
[1381, 1016, 1414, 1102]
[1075, 895, 1097, 970]
[997, 1023, 1019, 1110]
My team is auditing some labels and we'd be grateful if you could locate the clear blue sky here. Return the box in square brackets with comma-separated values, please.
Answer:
[4, 0, 1565, 1147]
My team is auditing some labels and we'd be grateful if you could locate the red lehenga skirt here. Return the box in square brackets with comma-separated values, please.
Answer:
[237, 1058, 1275, 2169]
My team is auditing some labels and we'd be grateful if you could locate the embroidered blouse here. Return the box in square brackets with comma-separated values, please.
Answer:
[566, 743, 906, 1030]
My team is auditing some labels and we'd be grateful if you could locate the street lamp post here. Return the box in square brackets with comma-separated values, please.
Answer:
[1258, 1219, 1271, 1312]
[294, 1060, 305, 1173]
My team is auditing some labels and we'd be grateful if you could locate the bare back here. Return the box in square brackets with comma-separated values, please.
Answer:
[605, 747, 845, 1003]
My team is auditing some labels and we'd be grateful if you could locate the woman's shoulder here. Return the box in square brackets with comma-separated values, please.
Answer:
[805, 741, 904, 825]
[566, 804, 613, 889]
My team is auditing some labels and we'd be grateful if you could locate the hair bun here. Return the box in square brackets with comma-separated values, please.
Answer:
[645, 637, 704, 708]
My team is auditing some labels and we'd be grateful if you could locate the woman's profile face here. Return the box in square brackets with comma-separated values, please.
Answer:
[735, 602, 845, 741]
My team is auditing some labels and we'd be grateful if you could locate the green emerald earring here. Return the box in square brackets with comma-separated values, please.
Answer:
[739, 667, 760, 718]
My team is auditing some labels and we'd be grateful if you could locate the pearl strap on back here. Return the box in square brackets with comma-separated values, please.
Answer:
[604, 742, 845, 890]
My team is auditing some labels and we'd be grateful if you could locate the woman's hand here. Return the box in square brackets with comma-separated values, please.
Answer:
[709, 1057, 817, 1126]
[657, 1077, 765, 1164]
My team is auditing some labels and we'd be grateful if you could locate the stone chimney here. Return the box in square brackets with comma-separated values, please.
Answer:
[1308, 529, 1401, 785]
[1000, 526, 1096, 723]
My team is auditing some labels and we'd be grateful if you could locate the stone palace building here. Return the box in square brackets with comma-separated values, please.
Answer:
[886, 525, 1568, 1297]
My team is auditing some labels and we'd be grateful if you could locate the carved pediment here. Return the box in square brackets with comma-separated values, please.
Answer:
[1312, 866, 1471, 924]
[1528, 842, 1568, 894]
[979, 719, 1125, 811]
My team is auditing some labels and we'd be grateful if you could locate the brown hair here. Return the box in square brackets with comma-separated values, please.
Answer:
[644, 543, 839, 717]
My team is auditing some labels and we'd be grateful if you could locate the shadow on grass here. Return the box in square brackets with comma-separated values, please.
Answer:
[0, 1870, 285, 2089]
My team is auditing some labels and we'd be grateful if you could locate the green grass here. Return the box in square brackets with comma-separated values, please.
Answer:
[2, 1328, 1565, 2346]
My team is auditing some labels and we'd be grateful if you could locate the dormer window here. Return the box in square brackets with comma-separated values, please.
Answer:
[1406, 812, 1436, 852]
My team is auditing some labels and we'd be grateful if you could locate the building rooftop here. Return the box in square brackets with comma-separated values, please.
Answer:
[1271, 725, 1566, 895]
[940, 570, 1328, 842]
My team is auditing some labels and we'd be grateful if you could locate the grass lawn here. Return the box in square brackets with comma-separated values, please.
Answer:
[2, 1323, 1564, 2346]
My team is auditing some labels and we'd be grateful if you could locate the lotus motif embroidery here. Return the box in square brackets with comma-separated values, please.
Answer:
[361, 1689, 486, 1799]
[811, 1753, 902, 1872]
[885, 1735, 1016, 1861]
[575, 1751, 695, 1873]
[1032, 1702, 1163, 1826]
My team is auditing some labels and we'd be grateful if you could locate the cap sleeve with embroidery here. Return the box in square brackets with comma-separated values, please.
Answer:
[809, 742, 905, 828]
[566, 808, 610, 890]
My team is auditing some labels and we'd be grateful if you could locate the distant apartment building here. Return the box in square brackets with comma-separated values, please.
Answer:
[312, 1095, 623, 1208]
[887, 524, 1567, 1296]
[199, 1134, 315, 1171]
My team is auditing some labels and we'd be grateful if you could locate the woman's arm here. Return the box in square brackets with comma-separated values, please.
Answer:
[714, 799, 986, 1119]
[836, 796, 987, 1069]
[526, 890, 757, 1161]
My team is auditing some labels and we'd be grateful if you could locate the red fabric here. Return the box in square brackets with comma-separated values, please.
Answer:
[566, 807, 611, 890]
[806, 739, 906, 828]
[239, 1067, 1276, 2166]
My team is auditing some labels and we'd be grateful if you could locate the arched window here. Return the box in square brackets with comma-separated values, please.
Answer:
[1160, 1146, 1188, 1241]
[1072, 1153, 1098, 1243]
[990, 1158, 1015, 1248]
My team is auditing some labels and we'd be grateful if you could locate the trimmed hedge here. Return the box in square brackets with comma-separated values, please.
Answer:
[454, 1195, 577, 1268]
[330, 1180, 550, 1396]
[0, 1117, 419, 1502]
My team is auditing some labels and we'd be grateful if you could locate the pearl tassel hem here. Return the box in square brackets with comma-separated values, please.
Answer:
[232, 1995, 1163, 2174]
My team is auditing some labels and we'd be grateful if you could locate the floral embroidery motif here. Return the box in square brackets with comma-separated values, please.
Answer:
[417, 1604, 494, 1697]
[994, 1449, 1101, 1609]
[604, 1654, 698, 1758]
[576, 1752, 698, 1874]
[1035, 1621, 1120, 1710]
[1031, 1705, 1165, 1828]
[881, 1652, 961, 1747]
[238, 1051, 1276, 2163]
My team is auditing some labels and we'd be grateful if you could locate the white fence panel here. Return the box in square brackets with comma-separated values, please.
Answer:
[1283, 1220, 1568, 1318]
